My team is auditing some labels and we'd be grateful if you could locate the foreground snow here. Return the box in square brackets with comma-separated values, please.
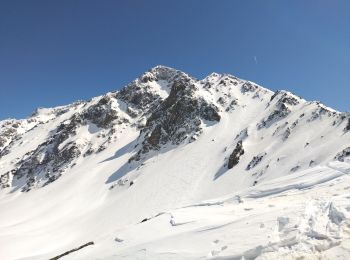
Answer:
[1, 161, 350, 259]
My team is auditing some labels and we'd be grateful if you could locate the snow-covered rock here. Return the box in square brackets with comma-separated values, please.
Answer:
[1, 66, 350, 259]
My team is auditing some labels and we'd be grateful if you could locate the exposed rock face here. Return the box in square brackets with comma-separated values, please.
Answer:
[81, 96, 120, 128]
[246, 152, 267, 171]
[290, 165, 301, 172]
[116, 82, 162, 118]
[282, 127, 291, 141]
[258, 93, 297, 129]
[335, 148, 350, 162]
[9, 116, 82, 191]
[117, 66, 188, 119]
[228, 141, 244, 169]
[0, 173, 10, 189]
[270, 91, 300, 106]
[0, 120, 23, 155]
[345, 118, 350, 132]
[258, 91, 302, 129]
[308, 105, 335, 122]
[258, 104, 290, 129]
[241, 82, 258, 93]
[130, 78, 220, 161]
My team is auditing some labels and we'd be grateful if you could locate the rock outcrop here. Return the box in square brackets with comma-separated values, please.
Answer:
[228, 141, 244, 169]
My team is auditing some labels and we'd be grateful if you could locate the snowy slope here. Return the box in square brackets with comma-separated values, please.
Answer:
[1, 66, 350, 259]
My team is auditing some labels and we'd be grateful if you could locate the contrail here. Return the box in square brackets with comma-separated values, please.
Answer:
[253, 56, 258, 65]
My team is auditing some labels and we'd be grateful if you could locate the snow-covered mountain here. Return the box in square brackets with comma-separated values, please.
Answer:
[1, 66, 350, 259]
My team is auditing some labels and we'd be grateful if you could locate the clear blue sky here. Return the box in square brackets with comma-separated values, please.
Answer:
[0, 0, 349, 119]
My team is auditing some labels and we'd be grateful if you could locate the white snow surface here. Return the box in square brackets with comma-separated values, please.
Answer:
[1, 66, 350, 259]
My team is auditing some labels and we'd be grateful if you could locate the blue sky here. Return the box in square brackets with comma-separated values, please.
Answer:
[0, 0, 349, 119]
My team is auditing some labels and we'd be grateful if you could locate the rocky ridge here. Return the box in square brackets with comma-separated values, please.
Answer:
[1, 65, 350, 192]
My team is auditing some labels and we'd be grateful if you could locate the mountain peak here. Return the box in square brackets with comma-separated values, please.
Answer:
[2, 67, 350, 260]
[138, 65, 188, 83]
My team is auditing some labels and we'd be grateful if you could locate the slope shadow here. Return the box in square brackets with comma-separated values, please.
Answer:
[213, 164, 229, 180]
[104, 141, 179, 184]
[101, 138, 138, 163]
[100, 138, 140, 184]
[105, 160, 139, 184]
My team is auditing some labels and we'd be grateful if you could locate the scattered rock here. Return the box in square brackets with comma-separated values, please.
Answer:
[290, 165, 301, 172]
[246, 153, 267, 170]
[228, 141, 245, 169]
[335, 148, 350, 162]
[344, 118, 350, 132]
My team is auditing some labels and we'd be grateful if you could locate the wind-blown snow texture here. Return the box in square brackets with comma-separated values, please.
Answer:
[1, 66, 350, 259]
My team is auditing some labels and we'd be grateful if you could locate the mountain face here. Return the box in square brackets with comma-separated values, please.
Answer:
[1, 66, 349, 192]
[1, 66, 350, 259]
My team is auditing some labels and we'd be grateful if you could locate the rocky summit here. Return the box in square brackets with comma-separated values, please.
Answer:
[1, 66, 350, 259]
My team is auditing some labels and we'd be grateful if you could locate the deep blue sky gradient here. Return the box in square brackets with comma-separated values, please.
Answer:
[0, 0, 349, 119]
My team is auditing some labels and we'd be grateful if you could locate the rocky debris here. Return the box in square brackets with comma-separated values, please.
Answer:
[272, 122, 288, 136]
[308, 107, 328, 122]
[252, 165, 270, 180]
[334, 148, 350, 162]
[282, 127, 291, 141]
[225, 99, 239, 112]
[216, 93, 238, 112]
[235, 128, 248, 141]
[227, 141, 244, 169]
[290, 119, 299, 129]
[83, 146, 95, 157]
[114, 237, 124, 243]
[246, 152, 267, 170]
[290, 165, 301, 172]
